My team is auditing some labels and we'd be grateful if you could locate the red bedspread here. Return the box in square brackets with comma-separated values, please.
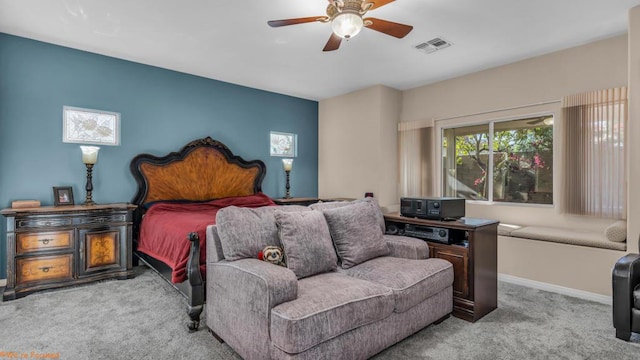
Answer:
[137, 192, 276, 283]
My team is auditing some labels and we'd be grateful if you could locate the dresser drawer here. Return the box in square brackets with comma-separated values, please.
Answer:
[79, 214, 128, 226]
[17, 217, 74, 228]
[16, 230, 73, 254]
[16, 254, 73, 284]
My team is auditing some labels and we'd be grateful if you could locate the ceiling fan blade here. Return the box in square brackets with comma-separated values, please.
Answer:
[526, 116, 553, 125]
[268, 16, 328, 27]
[364, 17, 413, 38]
[323, 33, 342, 52]
[363, 0, 395, 10]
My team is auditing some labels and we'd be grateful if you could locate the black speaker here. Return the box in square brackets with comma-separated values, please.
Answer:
[386, 224, 400, 235]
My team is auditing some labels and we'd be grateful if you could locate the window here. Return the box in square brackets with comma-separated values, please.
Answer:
[442, 115, 553, 204]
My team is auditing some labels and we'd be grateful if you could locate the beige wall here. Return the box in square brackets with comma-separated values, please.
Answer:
[319, 22, 637, 296]
[401, 34, 628, 124]
[401, 34, 628, 233]
[318, 85, 401, 209]
[321, 34, 628, 230]
[498, 235, 624, 296]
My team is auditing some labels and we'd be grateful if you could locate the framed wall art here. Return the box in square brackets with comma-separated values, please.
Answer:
[63, 106, 121, 146]
[270, 131, 297, 157]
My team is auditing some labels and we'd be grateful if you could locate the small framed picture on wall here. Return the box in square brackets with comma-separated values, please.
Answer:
[53, 186, 74, 206]
[62, 106, 121, 146]
[270, 131, 297, 157]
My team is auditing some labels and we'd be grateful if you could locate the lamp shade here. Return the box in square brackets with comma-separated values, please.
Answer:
[331, 11, 363, 39]
[80, 146, 100, 165]
[282, 158, 293, 172]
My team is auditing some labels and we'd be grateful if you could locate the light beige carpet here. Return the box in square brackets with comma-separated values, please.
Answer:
[1, 266, 639, 359]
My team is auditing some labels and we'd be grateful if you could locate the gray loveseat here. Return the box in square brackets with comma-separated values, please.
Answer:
[205, 198, 454, 360]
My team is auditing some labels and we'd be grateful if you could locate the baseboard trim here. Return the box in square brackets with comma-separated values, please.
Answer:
[0, 279, 6, 287]
[498, 273, 612, 305]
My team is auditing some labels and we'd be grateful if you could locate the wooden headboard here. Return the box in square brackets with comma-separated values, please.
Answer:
[130, 137, 266, 208]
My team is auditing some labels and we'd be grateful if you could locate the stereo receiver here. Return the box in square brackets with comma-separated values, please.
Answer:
[387, 224, 466, 245]
[403, 224, 451, 244]
[400, 197, 465, 220]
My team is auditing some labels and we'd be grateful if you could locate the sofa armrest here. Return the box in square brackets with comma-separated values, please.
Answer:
[384, 235, 429, 260]
[207, 258, 298, 359]
[211, 258, 298, 308]
[612, 253, 640, 333]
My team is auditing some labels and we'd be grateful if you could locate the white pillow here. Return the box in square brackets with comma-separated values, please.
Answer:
[604, 220, 627, 242]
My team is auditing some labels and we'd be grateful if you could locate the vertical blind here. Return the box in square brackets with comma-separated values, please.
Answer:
[398, 123, 433, 197]
[562, 87, 627, 218]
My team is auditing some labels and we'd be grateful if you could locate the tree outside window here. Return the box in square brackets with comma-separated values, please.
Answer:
[442, 116, 553, 205]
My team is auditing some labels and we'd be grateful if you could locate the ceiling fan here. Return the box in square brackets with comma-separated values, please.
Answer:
[526, 116, 554, 126]
[267, 0, 413, 52]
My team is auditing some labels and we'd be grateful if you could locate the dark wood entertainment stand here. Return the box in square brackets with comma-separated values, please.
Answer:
[384, 214, 499, 322]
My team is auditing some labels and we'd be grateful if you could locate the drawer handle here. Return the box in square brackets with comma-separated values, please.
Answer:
[44, 221, 51, 226]
[40, 266, 51, 273]
[39, 238, 53, 245]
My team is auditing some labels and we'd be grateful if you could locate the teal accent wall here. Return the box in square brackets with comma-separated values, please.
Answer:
[0, 33, 319, 279]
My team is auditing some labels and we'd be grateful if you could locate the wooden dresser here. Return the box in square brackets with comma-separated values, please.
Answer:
[1, 203, 136, 300]
[384, 214, 499, 322]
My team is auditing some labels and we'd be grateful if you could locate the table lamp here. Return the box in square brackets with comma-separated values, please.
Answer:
[80, 146, 100, 206]
[282, 159, 293, 199]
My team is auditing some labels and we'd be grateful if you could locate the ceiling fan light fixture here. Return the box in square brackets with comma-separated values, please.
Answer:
[331, 11, 363, 39]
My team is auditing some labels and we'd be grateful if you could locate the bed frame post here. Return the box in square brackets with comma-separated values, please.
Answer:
[186, 232, 204, 332]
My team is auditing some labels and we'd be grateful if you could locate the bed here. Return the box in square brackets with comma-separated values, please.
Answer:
[129, 136, 275, 331]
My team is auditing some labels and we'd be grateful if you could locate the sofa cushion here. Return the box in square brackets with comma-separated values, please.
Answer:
[270, 272, 394, 354]
[343, 256, 453, 313]
[384, 235, 430, 260]
[310, 197, 386, 234]
[274, 210, 338, 279]
[216, 205, 310, 261]
[605, 220, 627, 242]
[323, 202, 390, 269]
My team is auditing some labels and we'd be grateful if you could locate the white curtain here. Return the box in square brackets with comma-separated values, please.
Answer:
[562, 87, 627, 218]
[398, 122, 433, 197]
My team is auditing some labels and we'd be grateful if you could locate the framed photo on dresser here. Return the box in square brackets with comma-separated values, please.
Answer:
[53, 186, 74, 206]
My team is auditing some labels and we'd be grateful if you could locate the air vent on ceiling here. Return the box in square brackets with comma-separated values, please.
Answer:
[414, 37, 453, 54]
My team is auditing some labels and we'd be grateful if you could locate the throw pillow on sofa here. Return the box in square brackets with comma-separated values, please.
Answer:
[308, 200, 350, 211]
[323, 201, 390, 269]
[216, 206, 281, 260]
[216, 205, 309, 261]
[310, 197, 386, 234]
[274, 210, 338, 278]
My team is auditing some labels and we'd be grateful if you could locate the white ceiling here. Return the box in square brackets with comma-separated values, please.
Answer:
[1, 0, 639, 101]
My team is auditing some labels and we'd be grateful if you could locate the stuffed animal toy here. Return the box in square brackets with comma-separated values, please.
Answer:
[258, 246, 286, 267]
